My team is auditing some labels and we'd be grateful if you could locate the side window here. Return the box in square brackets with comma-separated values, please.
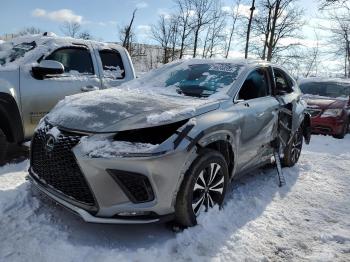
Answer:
[99, 50, 125, 79]
[238, 68, 270, 100]
[45, 47, 94, 75]
[273, 68, 293, 94]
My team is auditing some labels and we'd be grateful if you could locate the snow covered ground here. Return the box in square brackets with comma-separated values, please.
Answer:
[0, 135, 349, 262]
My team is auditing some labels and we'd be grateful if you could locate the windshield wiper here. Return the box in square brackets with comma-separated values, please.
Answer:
[176, 85, 211, 98]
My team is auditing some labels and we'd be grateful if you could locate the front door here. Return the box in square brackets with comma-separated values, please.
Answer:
[235, 67, 280, 172]
[20, 45, 101, 138]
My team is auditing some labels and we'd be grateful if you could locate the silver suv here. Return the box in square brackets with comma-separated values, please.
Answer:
[28, 59, 311, 227]
[0, 33, 135, 163]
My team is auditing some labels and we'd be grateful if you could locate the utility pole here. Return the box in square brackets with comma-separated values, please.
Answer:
[245, 0, 256, 59]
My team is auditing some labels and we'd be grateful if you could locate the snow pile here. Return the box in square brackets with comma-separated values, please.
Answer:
[79, 135, 158, 158]
[1, 135, 350, 261]
[103, 66, 124, 79]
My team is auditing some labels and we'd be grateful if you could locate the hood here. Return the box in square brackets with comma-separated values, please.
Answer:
[303, 95, 348, 110]
[47, 88, 221, 133]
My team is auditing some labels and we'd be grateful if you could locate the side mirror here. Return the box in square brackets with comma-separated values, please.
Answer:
[32, 60, 64, 79]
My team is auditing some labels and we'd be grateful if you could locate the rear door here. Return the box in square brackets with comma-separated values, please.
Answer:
[235, 67, 280, 172]
[93, 46, 134, 88]
[20, 44, 101, 138]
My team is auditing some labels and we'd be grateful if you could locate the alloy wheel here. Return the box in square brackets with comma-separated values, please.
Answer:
[291, 131, 303, 164]
[192, 163, 225, 216]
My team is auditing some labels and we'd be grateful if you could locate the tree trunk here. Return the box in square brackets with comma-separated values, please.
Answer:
[262, 7, 272, 60]
[245, 0, 256, 59]
[225, 3, 240, 58]
[267, 0, 280, 61]
[193, 27, 200, 58]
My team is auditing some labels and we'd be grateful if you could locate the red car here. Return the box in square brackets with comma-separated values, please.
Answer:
[299, 78, 350, 139]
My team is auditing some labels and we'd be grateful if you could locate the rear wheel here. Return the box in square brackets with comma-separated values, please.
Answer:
[175, 149, 229, 227]
[0, 128, 8, 165]
[282, 127, 303, 167]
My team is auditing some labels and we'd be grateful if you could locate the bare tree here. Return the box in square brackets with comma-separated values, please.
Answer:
[252, 0, 274, 59]
[202, 2, 227, 58]
[119, 9, 137, 55]
[224, 0, 242, 58]
[245, 0, 256, 59]
[17, 27, 42, 36]
[250, 0, 304, 62]
[190, 0, 216, 58]
[328, 12, 350, 77]
[78, 31, 94, 40]
[169, 16, 180, 61]
[61, 22, 81, 38]
[303, 31, 320, 77]
[152, 15, 173, 63]
[173, 0, 193, 59]
[319, 0, 349, 9]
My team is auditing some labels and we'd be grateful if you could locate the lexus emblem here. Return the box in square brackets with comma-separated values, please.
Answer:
[45, 135, 55, 153]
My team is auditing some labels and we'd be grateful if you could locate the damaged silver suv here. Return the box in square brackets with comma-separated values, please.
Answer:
[29, 59, 311, 227]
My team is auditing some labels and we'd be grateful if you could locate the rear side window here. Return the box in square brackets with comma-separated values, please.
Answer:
[45, 47, 94, 74]
[99, 49, 125, 79]
[273, 68, 293, 94]
[238, 68, 270, 100]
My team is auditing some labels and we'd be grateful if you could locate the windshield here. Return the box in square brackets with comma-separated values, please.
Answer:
[300, 81, 350, 98]
[129, 61, 244, 98]
[0, 41, 37, 66]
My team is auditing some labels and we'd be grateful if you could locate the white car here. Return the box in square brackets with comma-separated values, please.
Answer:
[0, 33, 135, 163]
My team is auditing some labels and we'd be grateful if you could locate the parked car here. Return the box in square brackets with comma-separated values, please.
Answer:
[28, 59, 311, 227]
[299, 78, 350, 139]
[0, 33, 135, 163]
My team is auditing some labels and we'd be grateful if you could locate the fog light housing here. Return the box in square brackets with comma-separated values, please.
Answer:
[107, 169, 155, 203]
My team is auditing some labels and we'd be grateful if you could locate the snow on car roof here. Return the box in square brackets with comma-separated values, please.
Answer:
[0, 33, 123, 70]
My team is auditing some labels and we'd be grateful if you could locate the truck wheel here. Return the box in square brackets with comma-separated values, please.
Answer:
[282, 127, 303, 167]
[0, 128, 8, 165]
[175, 149, 229, 227]
[333, 120, 348, 139]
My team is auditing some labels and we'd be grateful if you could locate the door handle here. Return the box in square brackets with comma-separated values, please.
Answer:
[81, 85, 99, 92]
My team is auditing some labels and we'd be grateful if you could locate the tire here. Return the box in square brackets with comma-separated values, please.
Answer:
[175, 149, 229, 227]
[333, 119, 348, 139]
[282, 127, 303, 167]
[0, 128, 8, 165]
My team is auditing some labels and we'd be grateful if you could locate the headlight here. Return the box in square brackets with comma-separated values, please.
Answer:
[321, 109, 343, 117]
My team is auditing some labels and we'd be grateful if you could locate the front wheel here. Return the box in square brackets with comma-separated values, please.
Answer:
[175, 149, 229, 227]
[282, 127, 303, 167]
[0, 128, 8, 165]
[333, 120, 349, 139]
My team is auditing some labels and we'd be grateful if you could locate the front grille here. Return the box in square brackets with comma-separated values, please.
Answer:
[31, 125, 96, 206]
[107, 169, 155, 203]
[307, 108, 322, 118]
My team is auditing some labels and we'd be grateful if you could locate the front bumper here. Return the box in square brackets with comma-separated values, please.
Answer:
[311, 116, 345, 135]
[28, 169, 174, 224]
[29, 122, 198, 224]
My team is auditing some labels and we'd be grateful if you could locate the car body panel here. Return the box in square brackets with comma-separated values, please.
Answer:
[29, 59, 308, 224]
[0, 34, 136, 141]
[47, 89, 221, 132]
[299, 78, 350, 136]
